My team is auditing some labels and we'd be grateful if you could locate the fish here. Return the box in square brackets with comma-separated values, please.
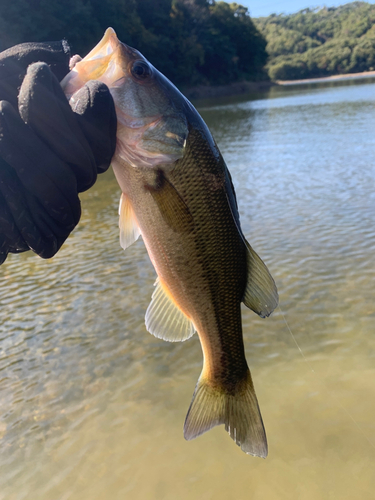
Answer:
[61, 28, 278, 457]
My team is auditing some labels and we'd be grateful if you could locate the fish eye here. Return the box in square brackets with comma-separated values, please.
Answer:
[131, 60, 151, 80]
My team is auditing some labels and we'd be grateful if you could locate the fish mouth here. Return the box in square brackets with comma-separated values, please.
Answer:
[61, 27, 132, 97]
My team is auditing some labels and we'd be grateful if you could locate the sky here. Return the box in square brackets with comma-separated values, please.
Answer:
[240, 0, 375, 17]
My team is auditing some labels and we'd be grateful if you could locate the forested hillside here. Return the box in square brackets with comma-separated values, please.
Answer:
[0, 0, 267, 87]
[254, 1, 375, 80]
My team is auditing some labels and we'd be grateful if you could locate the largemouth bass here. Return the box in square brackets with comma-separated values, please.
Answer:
[61, 28, 278, 457]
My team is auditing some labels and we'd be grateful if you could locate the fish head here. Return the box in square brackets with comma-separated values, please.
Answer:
[61, 28, 188, 169]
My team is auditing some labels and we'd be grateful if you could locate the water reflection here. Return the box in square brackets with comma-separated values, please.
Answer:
[1, 80, 375, 499]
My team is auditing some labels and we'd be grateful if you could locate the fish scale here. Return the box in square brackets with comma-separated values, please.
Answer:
[61, 27, 278, 457]
[166, 129, 248, 383]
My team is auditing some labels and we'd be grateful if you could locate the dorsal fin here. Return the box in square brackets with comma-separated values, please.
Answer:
[145, 277, 196, 342]
[118, 193, 141, 250]
[242, 240, 278, 318]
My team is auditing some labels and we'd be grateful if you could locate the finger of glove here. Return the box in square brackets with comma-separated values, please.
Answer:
[0, 167, 28, 254]
[0, 159, 30, 261]
[0, 100, 80, 228]
[22, 191, 74, 258]
[18, 62, 97, 192]
[70, 80, 117, 175]
[0, 41, 70, 107]
[0, 155, 60, 258]
[0, 252, 8, 265]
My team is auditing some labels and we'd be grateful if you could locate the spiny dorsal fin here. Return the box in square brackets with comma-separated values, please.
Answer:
[242, 240, 278, 318]
[118, 193, 141, 250]
[145, 277, 196, 342]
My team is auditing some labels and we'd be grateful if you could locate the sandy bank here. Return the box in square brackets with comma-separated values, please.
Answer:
[277, 70, 375, 86]
[179, 69, 375, 101]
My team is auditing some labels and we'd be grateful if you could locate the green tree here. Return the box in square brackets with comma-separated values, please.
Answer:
[0, 0, 268, 87]
[255, 1, 375, 80]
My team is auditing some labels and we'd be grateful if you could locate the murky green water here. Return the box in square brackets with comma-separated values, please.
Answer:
[1, 80, 375, 500]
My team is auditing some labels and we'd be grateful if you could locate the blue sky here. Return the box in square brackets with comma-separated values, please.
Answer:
[239, 0, 375, 17]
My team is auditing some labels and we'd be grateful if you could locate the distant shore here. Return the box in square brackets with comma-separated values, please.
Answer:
[181, 79, 275, 100]
[181, 70, 375, 101]
[277, 70, 375, 86]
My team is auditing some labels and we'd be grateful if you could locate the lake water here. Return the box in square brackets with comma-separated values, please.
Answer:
[1, 79, 375, 500]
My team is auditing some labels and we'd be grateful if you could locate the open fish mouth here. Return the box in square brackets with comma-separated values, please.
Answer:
[61, 28, 133, 98]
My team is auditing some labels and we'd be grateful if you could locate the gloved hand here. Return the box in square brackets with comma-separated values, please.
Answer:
[0, 41, 117, 264]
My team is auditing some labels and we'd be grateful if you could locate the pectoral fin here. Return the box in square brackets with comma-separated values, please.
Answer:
[146, 170, 193, 233]
[118, 193, 141, 250]
[145, 277, 196, 342]
[242, 240, 278, 318]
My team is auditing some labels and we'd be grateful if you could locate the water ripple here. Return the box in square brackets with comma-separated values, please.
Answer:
[0, 81, 375, 499]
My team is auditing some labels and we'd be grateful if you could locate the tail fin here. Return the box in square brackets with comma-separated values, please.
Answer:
[183, 371, 267, 458]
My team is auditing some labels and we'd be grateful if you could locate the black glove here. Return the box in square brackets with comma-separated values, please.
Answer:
[0, 41, 117, 264]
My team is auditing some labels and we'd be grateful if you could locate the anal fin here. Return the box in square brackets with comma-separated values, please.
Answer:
[242, 240, 278, 318]
[118, 193, 141, 250]
[145, 277, 196, 342]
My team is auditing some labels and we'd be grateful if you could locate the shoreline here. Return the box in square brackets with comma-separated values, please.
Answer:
[180, 70, 375, 101]
[277, 70, 375, 86]
[181, 79, 275, 100]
